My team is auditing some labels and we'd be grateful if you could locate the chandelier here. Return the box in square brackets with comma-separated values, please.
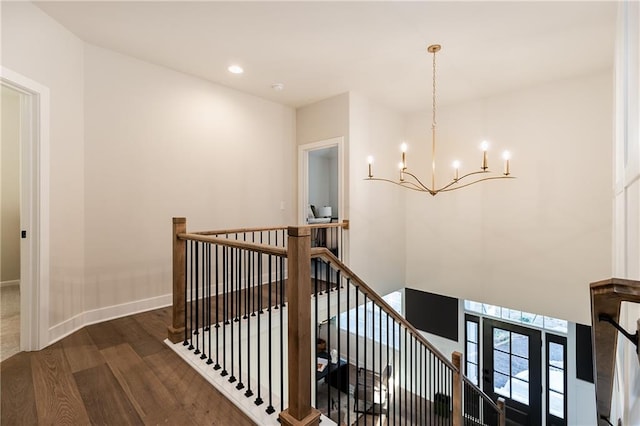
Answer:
[365, 44, 515, 196]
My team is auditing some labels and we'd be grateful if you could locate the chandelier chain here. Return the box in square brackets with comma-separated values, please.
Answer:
[432, 46, 437, 129]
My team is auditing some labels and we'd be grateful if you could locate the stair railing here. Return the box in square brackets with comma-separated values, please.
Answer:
[168, 218, 503, 426]
[590, 278, 640, 426]
[309, 246, 505, 426]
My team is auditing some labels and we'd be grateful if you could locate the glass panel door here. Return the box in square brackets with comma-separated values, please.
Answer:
[483, 319, 542, 425]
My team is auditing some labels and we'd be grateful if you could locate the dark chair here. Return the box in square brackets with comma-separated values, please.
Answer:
[353, 364, 393, 414]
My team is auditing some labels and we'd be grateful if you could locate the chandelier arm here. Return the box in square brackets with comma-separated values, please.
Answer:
[401, 170, 434, 193]
[364, 177, 430, 193]
[436, 175, 516, 193]
[433, 170, 489, 192]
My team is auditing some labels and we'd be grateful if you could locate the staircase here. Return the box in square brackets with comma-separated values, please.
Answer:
[166, 218, 506, 426]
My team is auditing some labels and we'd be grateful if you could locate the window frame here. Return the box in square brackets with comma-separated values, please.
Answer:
[465, 314, 481, 386]
[546, 333, 567, 425]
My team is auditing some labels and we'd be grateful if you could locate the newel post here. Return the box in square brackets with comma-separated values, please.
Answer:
[167, 217, 187, 343]
[279, 226, 321, 426]
[452, 351, 463, 426]
[497, 397, 506, 426]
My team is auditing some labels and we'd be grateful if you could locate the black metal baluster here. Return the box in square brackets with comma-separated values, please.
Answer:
[314, 258, 319, 409]
[355, 288, 360, 417]
[266, 252, 275, 415]
[251, 232, 256, 317]
[363, 292, 368, 426]
[229, 246, 236, 384]
[245, 249, 253, 398]
[404, 328, 407, 426]
[221, 245, 228, 377]
[346, 277, 351, 426]
[378, 303, 382, 418]
[183, 241, 189, 346]
[385, 314, 396, 424]
[206, 244, 213, 364]
[200, 242, 207, 360]
[410, 335, 414, 425]
[214, 244, 221, 371]
[393, 320, 397, 426]
[236, 247, 244, 390]
[326, 261, 332, 417]
[188, 241, 194, 351]
[279, 255, 284, 412]
[336, 269, 342, 422]
[255, 251, 263, 406]
[274, 231, 279, 309]
[194, 242, 201, 355]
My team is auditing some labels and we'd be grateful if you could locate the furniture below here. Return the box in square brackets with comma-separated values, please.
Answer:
[316, 353, 349, 395]
[353, 364, 393, 414]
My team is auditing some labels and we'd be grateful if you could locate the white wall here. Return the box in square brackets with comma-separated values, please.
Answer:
[296, 93, 349, 222]
[1, 85, 21, 283]
[349, 92, 406, 296]
[404, 72, 613, 325]
[1, 1, 85, 326]
[83, 44, 296, 313]
[2, 2, 297, 342]
[612, 2, 640, 424]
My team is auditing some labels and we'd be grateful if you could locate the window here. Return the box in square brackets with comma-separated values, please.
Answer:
[492, 327, 531, 405]
[465, 314, 480, 385]
[546, 334, 567, 425]
[464, 300, 568, 334]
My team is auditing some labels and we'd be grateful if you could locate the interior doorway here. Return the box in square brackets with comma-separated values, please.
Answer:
[298, 137, 344, 226]
[1, 84, 22, 361]
[1, 68, 50, 352]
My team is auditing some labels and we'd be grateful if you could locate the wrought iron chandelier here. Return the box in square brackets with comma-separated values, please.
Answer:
[366, 44, 515, 196]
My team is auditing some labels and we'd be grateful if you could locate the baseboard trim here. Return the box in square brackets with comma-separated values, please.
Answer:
[0, 280, 20, 288]
[48, 293, 172, 345]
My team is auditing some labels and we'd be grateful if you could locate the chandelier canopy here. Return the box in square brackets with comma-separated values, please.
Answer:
[366, 44, 515, 196]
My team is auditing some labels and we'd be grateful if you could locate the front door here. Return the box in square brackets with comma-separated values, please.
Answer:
[482, 319, 542, 425]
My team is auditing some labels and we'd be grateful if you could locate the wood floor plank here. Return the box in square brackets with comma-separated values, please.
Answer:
[85, 320, 124, 350]
[144, 348, 255, 425]
[132, 307, 171, 342]
[0, 352, 38, 425]
[110, 316, 165, 358]
[61, 327, 105, 373]
[30, 343, 91, 425]
[74, 364, 142, 425]
[101, 343, 179, 424]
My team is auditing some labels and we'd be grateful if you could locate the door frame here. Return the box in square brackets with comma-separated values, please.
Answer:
[482, 318, 542, 425]
[1, 67, 50, 351]
[298, 136, 345, 226]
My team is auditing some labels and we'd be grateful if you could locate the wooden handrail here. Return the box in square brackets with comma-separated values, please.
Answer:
[178, 232, 288, 257]
[193, 221, 349, 236]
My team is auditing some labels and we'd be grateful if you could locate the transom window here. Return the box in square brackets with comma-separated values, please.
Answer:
[464, 300, 568, 334]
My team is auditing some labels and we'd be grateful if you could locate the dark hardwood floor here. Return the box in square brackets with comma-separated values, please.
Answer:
[0, 306, 256, 426]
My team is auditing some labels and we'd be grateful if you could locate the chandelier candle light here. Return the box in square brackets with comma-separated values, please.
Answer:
[366, 44, 515, 196]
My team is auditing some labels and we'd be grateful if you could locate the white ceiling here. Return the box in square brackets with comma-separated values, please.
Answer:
[34, 1, 618, 113]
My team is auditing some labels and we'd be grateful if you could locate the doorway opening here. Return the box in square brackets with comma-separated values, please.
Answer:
[1, 84, 22, 361]
[298, 137, 344, 226]
[1, 68, 50, 353]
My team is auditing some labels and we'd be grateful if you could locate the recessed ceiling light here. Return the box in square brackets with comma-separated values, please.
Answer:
[271, 83, 284, 91]
[228, 65, 244, 74]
